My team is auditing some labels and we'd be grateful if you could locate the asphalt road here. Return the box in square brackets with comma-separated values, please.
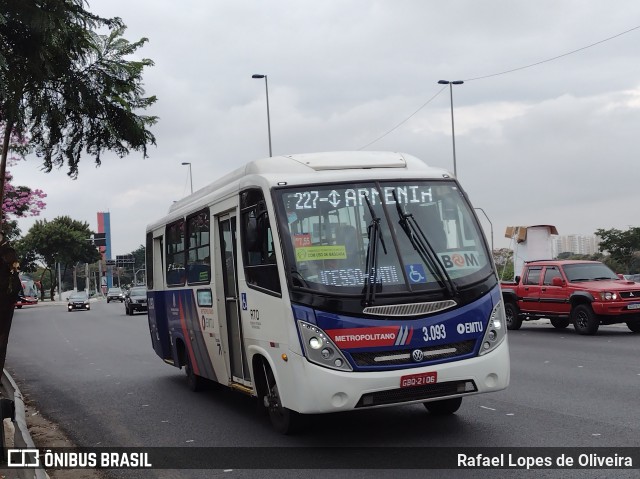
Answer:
[5, 299, 640, 478]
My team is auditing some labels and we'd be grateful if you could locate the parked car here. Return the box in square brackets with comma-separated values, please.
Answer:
[68, 291, 90, 312]
[15, 278, 39, 309]
[106, 287, 124, 303]
[15, 292, 38, 309]
[124, 286, 147, 315]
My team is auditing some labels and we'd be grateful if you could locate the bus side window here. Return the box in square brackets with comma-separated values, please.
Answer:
[145, 232, 154, 289]
[240, 188, 281, 295]
[166, 219, 186, 286]
[186, 209, 211, 284]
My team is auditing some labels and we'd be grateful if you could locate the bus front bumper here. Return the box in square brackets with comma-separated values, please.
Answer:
[279, 337, 510, 414]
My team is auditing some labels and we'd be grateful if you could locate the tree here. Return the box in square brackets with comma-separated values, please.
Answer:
[131, 244, 146, 285]
[595, 227, 640, 273]
[0, 0, 157, 231]
[18, 216, 101, 299]
[492, 248, 514, 281]
[0, 0, 156, 378]
[0, 124, 47, 235]
[131, 244, 145, 268]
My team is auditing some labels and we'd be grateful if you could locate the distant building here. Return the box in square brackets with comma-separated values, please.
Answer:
[552, 234, 601, 257]
[505, 225, 559, 280]
[97, 211, 113, 290]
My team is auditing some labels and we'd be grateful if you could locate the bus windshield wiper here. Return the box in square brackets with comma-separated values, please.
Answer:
[392, 191, 457, 298]
[362, 195, 387, 306]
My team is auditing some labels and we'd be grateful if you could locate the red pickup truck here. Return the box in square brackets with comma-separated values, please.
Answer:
[501, 260, 640, 335]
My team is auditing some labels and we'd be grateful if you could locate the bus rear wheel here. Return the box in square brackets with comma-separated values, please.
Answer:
[424, 397, 463, 415]
[261, 363, 303, 434]
[185, 354, 205, 392]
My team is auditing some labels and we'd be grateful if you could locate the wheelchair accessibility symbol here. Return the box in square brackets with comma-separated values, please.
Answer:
[241, 293, 247, 310]
[405, 264, 427, 284]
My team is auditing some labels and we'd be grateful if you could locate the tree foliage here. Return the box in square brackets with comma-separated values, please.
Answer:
[16, 216, 101, 298]
[0, 0, 157, 229]
[0, 124, 47, 233]
[492, 248, 514, 281]
[595, 227, 640, 273]
[131, 244, 145, 269]
[110, 244, 146, 288]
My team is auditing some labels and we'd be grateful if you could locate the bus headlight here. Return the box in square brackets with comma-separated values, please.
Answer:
[297, 321, 352, 371]
[479, 301, 507, 356]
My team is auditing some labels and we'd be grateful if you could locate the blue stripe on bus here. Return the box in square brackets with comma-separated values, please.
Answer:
[292, 285, 501, 372]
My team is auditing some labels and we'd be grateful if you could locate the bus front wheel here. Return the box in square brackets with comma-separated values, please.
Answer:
[424, 397, 462, 415]
[261, 363, 303, 434]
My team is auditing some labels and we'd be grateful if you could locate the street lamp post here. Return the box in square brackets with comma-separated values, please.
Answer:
[438, 80, 464, 177]
[134, 268, 146, 285]
[252, 74, 272, 157]
[474, 207, 494, 253]
[181, 162, 193, 194]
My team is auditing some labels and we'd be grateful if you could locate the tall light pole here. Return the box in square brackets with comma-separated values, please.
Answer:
[438, 80, 464, 177]
[252, 74, 272, 157]
[181, 162, 193, 194]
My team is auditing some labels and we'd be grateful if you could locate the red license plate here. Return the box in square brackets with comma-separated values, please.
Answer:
[400, 371, 437, 388]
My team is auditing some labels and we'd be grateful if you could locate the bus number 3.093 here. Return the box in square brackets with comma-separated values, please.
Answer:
[423, 324, 446, 342]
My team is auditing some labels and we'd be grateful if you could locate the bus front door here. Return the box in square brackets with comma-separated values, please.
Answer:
[219, 215, 250, 384]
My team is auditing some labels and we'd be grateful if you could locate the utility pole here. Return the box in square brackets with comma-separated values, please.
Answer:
[57, 262, 63, 301]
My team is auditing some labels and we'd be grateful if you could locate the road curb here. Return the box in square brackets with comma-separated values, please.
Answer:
[1, 369, 48, 479]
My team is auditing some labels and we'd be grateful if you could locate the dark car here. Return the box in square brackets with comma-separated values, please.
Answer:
[106, 287, 124, 303]
[124, 286, 147, 315]
[68, 291, 90, 312]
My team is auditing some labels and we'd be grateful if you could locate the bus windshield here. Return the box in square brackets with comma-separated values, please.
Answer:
[275, 180, 493, 296]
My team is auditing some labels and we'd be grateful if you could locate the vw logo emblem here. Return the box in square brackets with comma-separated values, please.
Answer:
[412, 349, 424, 362]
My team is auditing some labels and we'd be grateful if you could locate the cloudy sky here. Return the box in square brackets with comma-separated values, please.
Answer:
[10, 0, 640, 255]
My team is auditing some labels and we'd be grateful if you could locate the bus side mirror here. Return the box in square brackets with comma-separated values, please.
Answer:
[552, 277, 564, 287]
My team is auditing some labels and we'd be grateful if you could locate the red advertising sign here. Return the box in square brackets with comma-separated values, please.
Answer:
[293, 234, 312, 248]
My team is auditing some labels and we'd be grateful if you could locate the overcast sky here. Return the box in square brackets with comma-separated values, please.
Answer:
[10, 0, 640, 255]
